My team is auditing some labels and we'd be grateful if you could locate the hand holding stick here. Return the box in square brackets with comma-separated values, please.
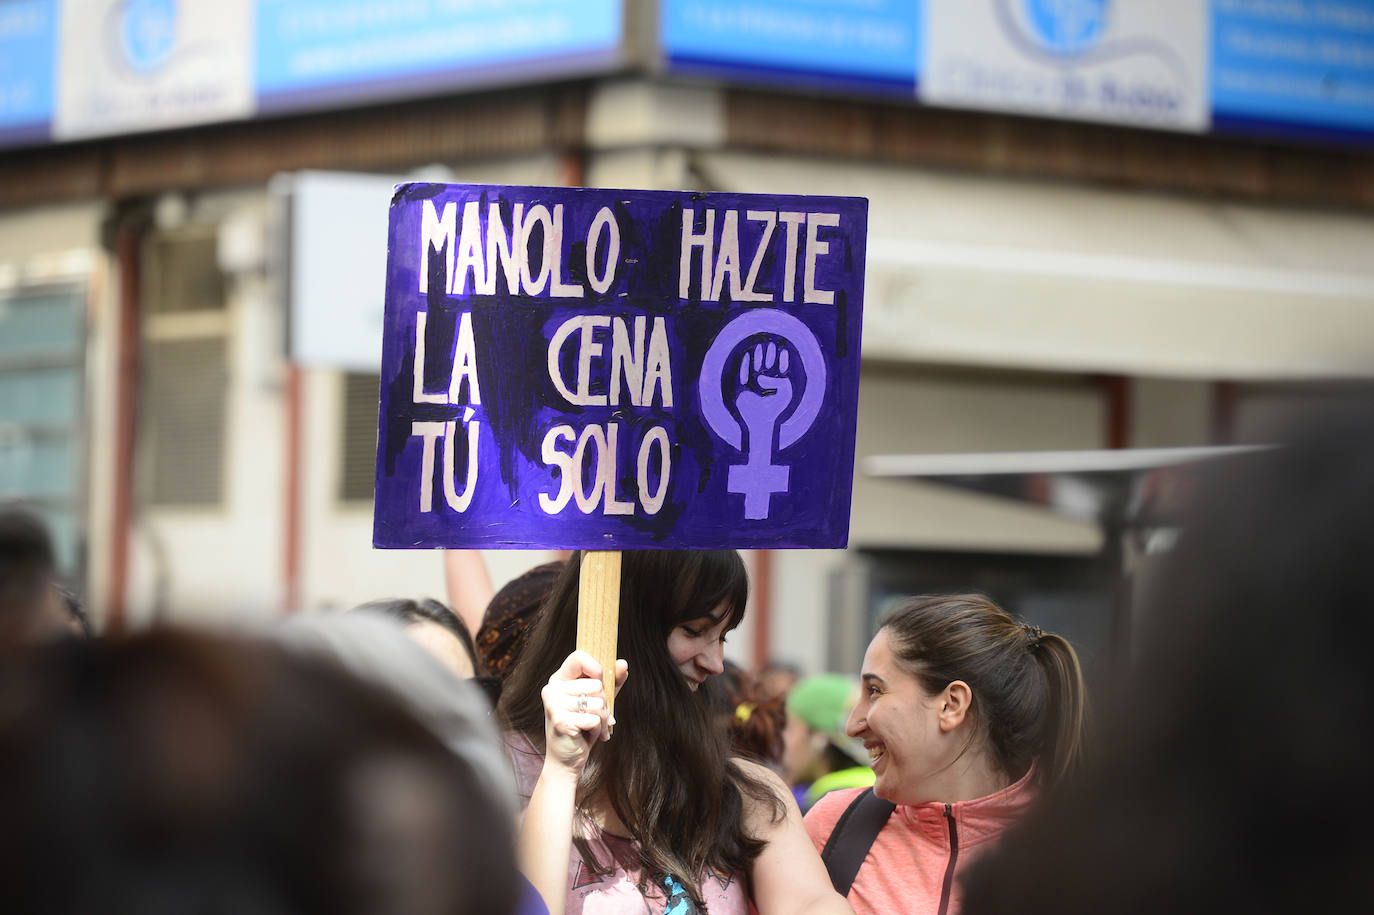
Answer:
[541, 649, 628, 774]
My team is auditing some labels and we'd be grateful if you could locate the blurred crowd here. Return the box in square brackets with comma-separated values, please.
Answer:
[2, 398, 1373, 913]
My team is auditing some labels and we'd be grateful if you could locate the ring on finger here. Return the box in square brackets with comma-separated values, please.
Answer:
[576, 695, 588, 714]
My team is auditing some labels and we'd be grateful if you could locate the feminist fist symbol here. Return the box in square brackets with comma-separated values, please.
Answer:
[699, 310, 828, 520]
[732, 341, 793, 519]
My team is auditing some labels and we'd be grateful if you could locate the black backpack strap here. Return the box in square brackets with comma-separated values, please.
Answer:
[819, 787, 897, 896]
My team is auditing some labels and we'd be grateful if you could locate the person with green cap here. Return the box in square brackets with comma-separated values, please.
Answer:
[783, 673, 876, 811]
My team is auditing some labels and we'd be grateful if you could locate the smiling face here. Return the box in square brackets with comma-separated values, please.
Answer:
[846, 629, 953, 804]
[666, 606, 731, 691]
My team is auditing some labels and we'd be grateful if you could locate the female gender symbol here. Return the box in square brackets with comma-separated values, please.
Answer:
[698, 309, 827, 520]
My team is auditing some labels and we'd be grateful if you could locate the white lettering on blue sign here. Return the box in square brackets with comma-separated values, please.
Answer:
[547, 315, 672, 409]
[537, 422, 671, 517]
[419, 199, 601, 298]
[679, 208, 841, 304]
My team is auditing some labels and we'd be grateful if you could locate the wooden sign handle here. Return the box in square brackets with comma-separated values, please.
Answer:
[576, 550, 622, 723]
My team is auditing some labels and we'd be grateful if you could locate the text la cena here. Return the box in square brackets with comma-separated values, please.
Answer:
[416, 199, 845, 304]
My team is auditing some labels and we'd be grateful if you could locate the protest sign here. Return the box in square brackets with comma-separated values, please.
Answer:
[373, 183, 867, 550]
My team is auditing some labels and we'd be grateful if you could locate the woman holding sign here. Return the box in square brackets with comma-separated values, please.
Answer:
[501, 550, 853, 915]
[803, 594, 1088, 915]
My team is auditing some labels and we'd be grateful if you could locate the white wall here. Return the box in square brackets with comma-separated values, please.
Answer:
[0, 201, 104, 257]
[298, 367, 563, 613]
[118, 156, 574, 624]
[127, 190, 283, 624]
[697, 150, 1374, 380]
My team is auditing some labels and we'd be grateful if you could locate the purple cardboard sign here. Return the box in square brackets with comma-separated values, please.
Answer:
[373, 183, 867, 549]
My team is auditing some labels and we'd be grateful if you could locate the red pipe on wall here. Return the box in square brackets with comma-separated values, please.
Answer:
[281, 364, 303, 614]
[752, 549, 773, 672]
[1210, 381, 1237, 445]
[1099, 374, 1132, 450]
[105, 229, 141, 634]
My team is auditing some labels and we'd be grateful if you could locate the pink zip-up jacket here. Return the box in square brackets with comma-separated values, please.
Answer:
[803, 769, 1034, 915]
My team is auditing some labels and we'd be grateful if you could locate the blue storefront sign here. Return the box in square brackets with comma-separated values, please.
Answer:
[1211, 0, 1374, 141]
[0, 0, 55, 146]
[373, 184, 868, 549]
[660, 0, 1374, 145]
[255, 0, 623, 113]
[660, 0, 921, 94]
[0, 0, 624, 149]
[1, 2, 1371, 151]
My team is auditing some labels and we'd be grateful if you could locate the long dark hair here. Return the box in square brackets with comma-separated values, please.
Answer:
[500, 550, 782, 907]
[881, 593, 1088, 789]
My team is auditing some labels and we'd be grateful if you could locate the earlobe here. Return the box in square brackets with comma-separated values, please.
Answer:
[938, 681, 973, 733]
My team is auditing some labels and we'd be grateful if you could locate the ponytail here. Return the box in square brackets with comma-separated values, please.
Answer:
[1029, 632, 1088, 787]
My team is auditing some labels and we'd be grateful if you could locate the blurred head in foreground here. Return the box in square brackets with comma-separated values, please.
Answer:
[961, 399, 1374, 914]
[0, 628, 520, 915]
[271, 609, 515, 821]
[0, 508, 85, 646]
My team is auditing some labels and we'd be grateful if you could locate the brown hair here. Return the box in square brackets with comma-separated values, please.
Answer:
[704, 660, 786, 767]
[475, 560, 564, 677]
[881, 593, 1088, 788]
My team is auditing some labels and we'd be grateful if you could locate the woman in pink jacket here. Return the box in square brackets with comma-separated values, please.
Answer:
[804, 593, 1088, 915]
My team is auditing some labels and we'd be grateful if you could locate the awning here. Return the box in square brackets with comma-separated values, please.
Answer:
[698, 151, 1374, 380]
[863, 445, 1269, 528]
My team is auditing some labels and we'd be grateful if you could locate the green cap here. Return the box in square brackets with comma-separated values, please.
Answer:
[785, 673, 872, 767]
[785, 673, 857, 735]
